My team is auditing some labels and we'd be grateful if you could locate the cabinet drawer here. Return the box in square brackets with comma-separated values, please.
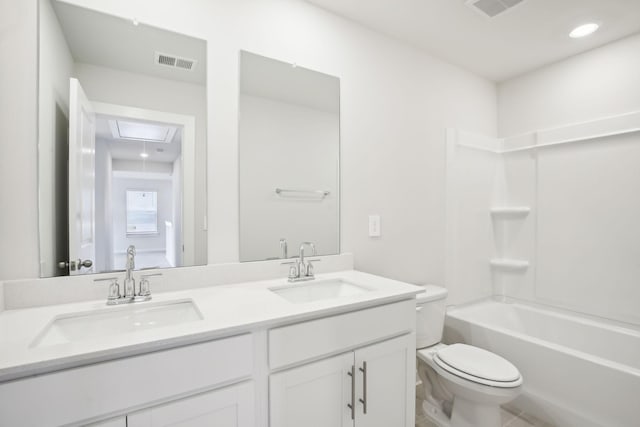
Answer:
[269, 299, 415, 369]
[0, 334, 252, 427]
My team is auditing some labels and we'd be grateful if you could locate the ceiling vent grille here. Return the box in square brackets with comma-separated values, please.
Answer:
[465, 0, 525, 18]
[155, 52, 198, 71]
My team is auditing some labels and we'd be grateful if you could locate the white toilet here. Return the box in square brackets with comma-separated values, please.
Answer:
[415, 286, 522, 427]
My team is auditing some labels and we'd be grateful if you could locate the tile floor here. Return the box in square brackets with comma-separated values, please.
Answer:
[415, 385, 554, 427]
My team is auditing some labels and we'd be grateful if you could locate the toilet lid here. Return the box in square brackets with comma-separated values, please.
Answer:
[434, 344, 521, 384]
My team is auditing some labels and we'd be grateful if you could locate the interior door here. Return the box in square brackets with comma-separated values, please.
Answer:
[355, 335, 415, 427]
[67, 78, 96, 275]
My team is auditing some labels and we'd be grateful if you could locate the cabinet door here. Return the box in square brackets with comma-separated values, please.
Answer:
[127, 381, 254, 427]
[270, 352, 354, 427]
[354, 334, 415, 427]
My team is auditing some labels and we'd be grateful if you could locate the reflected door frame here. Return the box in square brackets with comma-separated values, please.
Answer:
[92, 102, 197, 267]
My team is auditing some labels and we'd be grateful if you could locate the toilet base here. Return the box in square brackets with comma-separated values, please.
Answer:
[449, 396, 501, 427]
[422, 399, 451, 427]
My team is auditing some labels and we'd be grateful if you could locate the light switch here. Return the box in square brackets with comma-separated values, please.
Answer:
[368, 215, 381, 237]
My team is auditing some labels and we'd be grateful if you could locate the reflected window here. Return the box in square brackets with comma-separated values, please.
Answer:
[126, 190, 158, 235]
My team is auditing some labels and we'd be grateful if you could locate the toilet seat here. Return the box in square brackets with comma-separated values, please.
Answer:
[433, 344, 522, 388]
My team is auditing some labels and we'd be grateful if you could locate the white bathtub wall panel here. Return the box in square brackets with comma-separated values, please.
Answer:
[445, 132, 502, 305]
[497, 150, 536, 300]
[536, 132, 640, 326]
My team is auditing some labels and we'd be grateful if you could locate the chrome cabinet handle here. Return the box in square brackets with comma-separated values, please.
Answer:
[359, 361, 368, 414]
[347, 365, 355, 420]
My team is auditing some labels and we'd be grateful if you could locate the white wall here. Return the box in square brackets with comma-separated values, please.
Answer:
[0, 0, 39, 280]
[498, 33, 640, 137]
[1, 0, 496, 286]
[239, 95, 339, 261]
[74, 62, 208, 266]
[62, 0, 496, 286]
[111, 177, 173, 256]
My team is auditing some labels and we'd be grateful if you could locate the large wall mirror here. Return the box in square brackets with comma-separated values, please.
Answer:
[239, 51, 340, 262]
[38, 0, 208, 277]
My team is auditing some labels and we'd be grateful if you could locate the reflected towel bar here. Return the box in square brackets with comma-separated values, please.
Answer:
[275, 188, 330, 198]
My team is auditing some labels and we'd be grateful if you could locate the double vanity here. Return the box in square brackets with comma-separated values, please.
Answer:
[0, 269, 421, 427]
[21, 3, 421, 425]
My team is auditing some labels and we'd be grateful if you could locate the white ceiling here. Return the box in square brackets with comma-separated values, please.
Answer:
[306, 0, 640, 81]
[53, 1, 207, 85]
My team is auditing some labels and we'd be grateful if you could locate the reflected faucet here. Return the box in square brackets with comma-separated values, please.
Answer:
[123, 245, 136, 299]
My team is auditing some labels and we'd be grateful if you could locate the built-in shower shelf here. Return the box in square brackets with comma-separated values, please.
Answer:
[490, 258, 529, 271]
[490, 206, 531, 217]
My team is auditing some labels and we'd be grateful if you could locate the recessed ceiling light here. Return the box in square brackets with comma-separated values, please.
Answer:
[569, 23, 599, 38]
[140, 152, 149, 158]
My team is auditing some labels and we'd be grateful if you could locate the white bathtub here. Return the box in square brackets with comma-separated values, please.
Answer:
[444, 299, 640, 427]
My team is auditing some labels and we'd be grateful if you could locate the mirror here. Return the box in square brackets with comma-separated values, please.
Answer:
[38, 0, 207, 277]
[238, 51, 340, 262]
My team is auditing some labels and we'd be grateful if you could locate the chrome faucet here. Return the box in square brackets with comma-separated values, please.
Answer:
[123, 245, 136, 300]
[94, 245, 159, 305]
[287, 242, 318, 282]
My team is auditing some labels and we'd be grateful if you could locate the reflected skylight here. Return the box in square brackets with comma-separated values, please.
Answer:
[109, 120, 177, 143]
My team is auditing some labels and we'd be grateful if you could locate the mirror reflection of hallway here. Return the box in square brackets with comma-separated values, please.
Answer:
[95, 115, 185, 272]
[38, 0, 207, 277]
[66, 79, 194, 274]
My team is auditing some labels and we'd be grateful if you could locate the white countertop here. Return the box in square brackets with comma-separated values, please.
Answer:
[0, 270, 422, 382]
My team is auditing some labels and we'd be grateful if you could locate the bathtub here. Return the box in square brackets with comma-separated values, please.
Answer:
[444, 299, 640, 427]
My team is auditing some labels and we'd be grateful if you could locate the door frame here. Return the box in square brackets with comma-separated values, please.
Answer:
[92, 102, 197, 266]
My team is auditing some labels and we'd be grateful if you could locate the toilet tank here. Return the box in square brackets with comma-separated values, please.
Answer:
[415, 285, 448, 348]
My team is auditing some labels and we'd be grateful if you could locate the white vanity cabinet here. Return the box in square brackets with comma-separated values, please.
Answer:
[0, 288, 417, 427]
[268, 300, 416, 427]
[0, 334, 253, 426]
[270, 335, 413, 427]
[127, 381, 254, 427]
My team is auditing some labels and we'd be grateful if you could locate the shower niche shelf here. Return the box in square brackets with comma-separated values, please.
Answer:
[489, 258, 529, 271]
[490, 206, 530, 218]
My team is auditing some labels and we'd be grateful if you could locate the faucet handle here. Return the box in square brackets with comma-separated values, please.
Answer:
[94, 277, 120, 301]
[138, 272, 161, 299]
[288, 264, 299, 280]
[306, 261, 315, 277]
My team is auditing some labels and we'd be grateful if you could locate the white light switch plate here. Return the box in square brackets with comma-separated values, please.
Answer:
[369, 215, 381, 237]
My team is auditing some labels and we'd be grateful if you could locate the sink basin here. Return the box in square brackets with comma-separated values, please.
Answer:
[31, 299, 203, 348]
[269, 279, 372, 304]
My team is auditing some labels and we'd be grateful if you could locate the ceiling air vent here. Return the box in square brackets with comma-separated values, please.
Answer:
[465, 0, 525, 18]
[155, 52, 198, 71]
